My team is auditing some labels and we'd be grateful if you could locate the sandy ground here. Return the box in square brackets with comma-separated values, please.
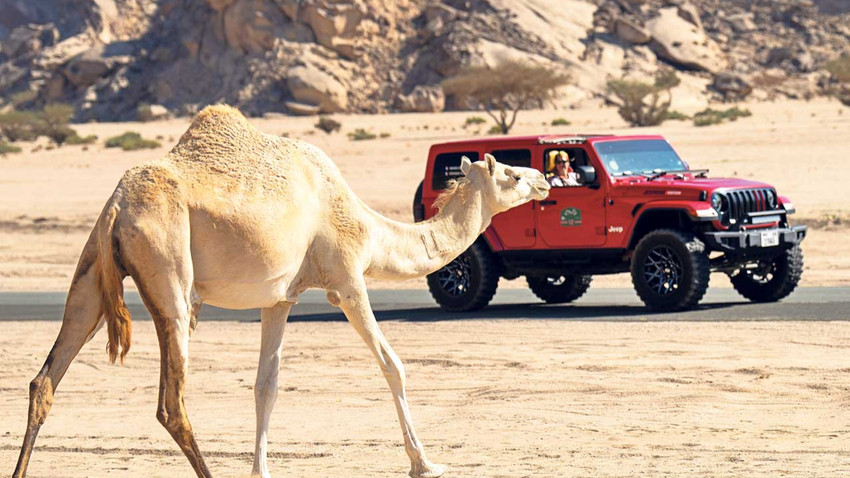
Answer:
[0, 98, 848, 292]
[0, 319, 848, 477]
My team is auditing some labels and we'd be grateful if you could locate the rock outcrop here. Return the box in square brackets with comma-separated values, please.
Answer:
[0, 0, 848, 120]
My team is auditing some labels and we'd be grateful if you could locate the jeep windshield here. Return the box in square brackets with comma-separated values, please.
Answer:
[593, 139, 687, 177]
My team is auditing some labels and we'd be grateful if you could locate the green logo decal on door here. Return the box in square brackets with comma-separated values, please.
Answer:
[560, 207, 582, 227]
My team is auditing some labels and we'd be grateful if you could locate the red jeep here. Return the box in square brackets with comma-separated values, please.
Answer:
[412, 134, 807, 312]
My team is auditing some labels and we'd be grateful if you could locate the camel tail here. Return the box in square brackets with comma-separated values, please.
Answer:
[96, 203, 132, 364]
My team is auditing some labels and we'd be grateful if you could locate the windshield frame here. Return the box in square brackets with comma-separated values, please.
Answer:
[591, 139, 688, 178]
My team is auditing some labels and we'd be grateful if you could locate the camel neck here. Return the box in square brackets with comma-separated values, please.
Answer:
[363, 185, 492, 280]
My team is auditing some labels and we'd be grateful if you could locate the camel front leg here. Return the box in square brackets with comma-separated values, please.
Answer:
[334, 284, 446, 478]
[252, 302, 292, 478]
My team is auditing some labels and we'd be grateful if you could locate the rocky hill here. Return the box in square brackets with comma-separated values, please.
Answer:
[1, 0, 847, 121]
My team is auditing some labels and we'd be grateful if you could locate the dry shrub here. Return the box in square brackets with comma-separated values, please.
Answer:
[0, 140, 22, 155]
[0, 111, 41, 142]
[105, 131, 161, 150]
[315, 116, 341, 134]
[608, 70, 680, 127]
[347, 128, 376, 141]
[693, 106, 752, 127]
[443, 60, 570, 134]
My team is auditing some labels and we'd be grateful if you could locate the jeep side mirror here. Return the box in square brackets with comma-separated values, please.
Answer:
[576, 165, 596, 185]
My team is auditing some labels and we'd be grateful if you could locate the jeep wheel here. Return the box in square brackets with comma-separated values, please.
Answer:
[427, 242, 499, 312]
[527, 274, 592, 304]
[630, 229, 710, 312]
[729, 245, 803, 303]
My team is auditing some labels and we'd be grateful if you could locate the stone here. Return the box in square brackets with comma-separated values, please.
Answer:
[286, 63, 348, 113]
[614, 18, 651, 45]
[645, 7, 725, 73]
[710, 72, 753, 100]
[395, 85, 445, 113]
[63, 46, 113, 87]
[2, 24, 59, 58]
[676, 2, 703, 30]
[726, 13, 756, 33]
[285, 101, 322, 115]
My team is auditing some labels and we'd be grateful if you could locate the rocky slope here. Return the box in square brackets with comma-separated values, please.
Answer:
[0, 0, 847, 120]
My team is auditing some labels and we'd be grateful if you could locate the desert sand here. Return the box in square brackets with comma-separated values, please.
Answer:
[0, 99, 848, 293]
[1, 319, 848, 477]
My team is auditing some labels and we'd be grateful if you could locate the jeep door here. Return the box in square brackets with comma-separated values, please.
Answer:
[487, 147, 536, 248]
[536, 146, 608, 248]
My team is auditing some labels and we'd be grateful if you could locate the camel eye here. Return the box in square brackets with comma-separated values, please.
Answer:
[511, 174, 521, 182]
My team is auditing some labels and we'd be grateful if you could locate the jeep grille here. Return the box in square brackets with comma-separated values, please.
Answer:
[720, 188, 779, 227]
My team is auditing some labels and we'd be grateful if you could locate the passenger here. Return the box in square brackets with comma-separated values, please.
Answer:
[547, 150, 580, 187]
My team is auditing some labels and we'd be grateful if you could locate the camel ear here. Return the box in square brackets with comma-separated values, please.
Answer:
[460, 156, 472, 175]
[484, 153, 496, 176]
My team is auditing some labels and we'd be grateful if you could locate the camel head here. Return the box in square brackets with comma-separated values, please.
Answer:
[461, 153, 550, 215]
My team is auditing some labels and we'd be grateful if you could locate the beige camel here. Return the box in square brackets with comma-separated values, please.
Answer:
[12, 105, 550, 478]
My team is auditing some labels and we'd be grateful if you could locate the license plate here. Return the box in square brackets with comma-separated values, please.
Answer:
[760, 230, 779, 247]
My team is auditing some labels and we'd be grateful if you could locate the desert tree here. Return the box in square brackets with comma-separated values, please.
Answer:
[607, 69, 681, 127]
[442, 60, 570, 135]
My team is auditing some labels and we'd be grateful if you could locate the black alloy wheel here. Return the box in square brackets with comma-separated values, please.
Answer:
[630, 229, 710, 312]
[427, 242, 499, 312]
[729, 245, 803, 302]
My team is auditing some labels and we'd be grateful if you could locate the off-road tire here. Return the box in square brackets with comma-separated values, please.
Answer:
[630, 229, 710, 312]
[412, 180, 425, 222]
[527, 274, 592, 304]
[729, 245, 803, 303]
[427, 242, 499, 312]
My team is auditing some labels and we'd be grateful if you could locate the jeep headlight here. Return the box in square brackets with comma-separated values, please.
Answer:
[710, 192, 724, 212]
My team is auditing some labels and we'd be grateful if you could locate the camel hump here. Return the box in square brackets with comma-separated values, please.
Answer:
[174, 104, 258, 148]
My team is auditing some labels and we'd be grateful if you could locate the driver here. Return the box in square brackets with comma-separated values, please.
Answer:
[547, 150, 580, 187]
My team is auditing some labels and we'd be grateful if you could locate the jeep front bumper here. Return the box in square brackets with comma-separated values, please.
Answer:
[703, 225, 807, 252]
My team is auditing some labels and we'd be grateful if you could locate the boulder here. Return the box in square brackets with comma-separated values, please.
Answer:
[285, 101, 322, 115]
[2, 24, 59, 58]
[710, 72, 752, 100]
[286, 63, 348, 113]
[614, 18, 651, 45]
[766, 46, 815, 72]
[726, 13, 756, 33]
[676, 2, 703, 30]
[645, 7, 725, 73]
[62, 43, 131, 88]
[395, 85, 445, 113]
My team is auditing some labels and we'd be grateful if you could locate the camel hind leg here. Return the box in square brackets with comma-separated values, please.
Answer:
[13, 248, 105, 478]
[121, 216, 212, 478]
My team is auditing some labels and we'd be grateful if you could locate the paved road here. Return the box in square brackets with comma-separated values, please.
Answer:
[0, 287, 847, 322]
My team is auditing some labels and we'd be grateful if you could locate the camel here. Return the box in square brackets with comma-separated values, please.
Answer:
[12, 105, 550, 478]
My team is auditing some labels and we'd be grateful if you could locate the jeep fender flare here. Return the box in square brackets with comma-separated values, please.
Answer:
[627, 202, 714, 249]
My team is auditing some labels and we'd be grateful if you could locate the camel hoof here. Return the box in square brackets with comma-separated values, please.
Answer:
[409, 461, 446, 478]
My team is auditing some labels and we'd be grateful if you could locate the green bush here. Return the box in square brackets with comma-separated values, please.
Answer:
[315, 116, 341, 134]
[825, 54, 850, 83]
[380, 132, 391, 138]
[0, 140, 22, 155]
[487, 125, 502, 135]
[551, 118, 571, 126]
[0, 111, 42, 142]
[105, 131, 161, 150]
[693, 107, 752, 127]
[464, 116, 487, 126]
[664, 110, 690, 121]
[347, 128, 376, 141]
[66, 133, 98, 145]
[10, 90, 37, 108]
